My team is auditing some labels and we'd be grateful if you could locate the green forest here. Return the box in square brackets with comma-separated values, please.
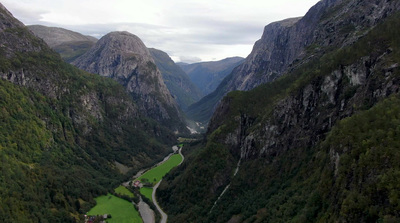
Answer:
[157, 13, 400, 222]
[0, 16, 174, 222]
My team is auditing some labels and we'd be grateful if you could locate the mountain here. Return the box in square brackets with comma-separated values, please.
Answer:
[0, 4, 174, 222]
[179, 57, 244, 96]
[72, 31, 188, 133]
[28, 25, 97, 63]
[149, 48, 203, 110]
[187, 0, 400, 124]
[158, 0, 400, 222]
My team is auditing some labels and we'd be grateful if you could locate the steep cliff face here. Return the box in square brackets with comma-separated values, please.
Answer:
[228, 0, 399, 92]
[149, 48, 203, 110]
[189, 0, 400, 124]
[73, 32, 187, 133]
[0, 4, 173, 222]
[158, 1, 400, 222]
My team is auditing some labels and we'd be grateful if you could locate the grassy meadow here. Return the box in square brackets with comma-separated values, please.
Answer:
[137, 154, 183, 184]
[115, 185, 134, 198]
[140, 187, 153, 201]
[87, 194, 142, 223]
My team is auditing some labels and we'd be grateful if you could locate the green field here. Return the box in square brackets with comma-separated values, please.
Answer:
[140, 187, 153, 201]
[137, 154, 183, 184]
[115, 185, 134, 198]
[87, 194, 142, 223]
[137, 153, 182, 200]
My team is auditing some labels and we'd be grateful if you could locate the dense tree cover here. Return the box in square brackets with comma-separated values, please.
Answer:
[0, 13, 175, 222]
[158, 13, 400, 222]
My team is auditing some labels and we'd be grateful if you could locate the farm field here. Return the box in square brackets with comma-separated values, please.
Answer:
[115, 185, 134, 198]
[87, 194, 142, 223]
[137, 154, 183, 184]
[140, 187, 153, 201]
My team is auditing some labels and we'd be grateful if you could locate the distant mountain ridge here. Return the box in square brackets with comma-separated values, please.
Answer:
[179, 57, 244, 96]
[28, 25, 97, 47]
[28, 25, 97, 62]
[149, 48, 203, 110]
[72, 31, 188, 133]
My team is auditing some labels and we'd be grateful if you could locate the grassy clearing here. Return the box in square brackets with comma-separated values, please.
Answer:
[87, 194, 142, 223]
[140, 187, 153, 201]
[137, 154, 183, 184]
[115, 185, 134, 198]
[136, 153, 182, 200]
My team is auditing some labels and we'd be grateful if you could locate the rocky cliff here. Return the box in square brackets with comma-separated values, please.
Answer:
[149, 48, 203, 110]
[0, 4, 174, 222]
[158, 0, 400, 222]
[188, 0, 400, 124]
[28, 25, 97, 62]
[72, 32, 187, 133]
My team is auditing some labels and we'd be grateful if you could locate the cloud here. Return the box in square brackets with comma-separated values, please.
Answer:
[2, 0, 321, 62]
[2, 2, 48, 24]
[178, 56, 202, 64]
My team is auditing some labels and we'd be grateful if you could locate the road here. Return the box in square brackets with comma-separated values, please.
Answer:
[152, 146, 184, 223]
[152, 180, 167, 223]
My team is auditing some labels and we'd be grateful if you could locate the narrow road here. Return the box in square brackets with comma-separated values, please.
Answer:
[152, 146, 184, 223]
[152, 180, 167, 223]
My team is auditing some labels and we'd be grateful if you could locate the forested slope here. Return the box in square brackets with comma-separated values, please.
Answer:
[0, 4, 173, 222]
[158, 5, 400, 222]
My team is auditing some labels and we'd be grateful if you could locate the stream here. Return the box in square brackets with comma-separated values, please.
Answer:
[209, 159, 241, 213]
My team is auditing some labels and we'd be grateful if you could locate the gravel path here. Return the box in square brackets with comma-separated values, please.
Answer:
[138, 197, 155, 223]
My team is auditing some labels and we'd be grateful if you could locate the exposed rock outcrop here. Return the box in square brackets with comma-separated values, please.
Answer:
[149, 48, 203, 110]
[158, 1, 400, 222]
[73, 31, 187, 132]
[189, 0, 400, 123]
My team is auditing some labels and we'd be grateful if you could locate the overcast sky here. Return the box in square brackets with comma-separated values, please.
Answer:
[3, 0, 320, 63]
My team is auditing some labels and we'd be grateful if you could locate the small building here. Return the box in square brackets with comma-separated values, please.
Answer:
[133, 180, 141, 187]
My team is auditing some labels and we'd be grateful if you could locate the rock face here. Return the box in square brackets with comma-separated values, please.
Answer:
[209, 0, 400, 159]
[73, 32, 187, 132]
[149, 48, 203, 110]
[28, 25, 97, 62]
[158, 0, 400, 222]
[179, 57, 244, 95]
[189, 0, 400, 123]
[0, 4, 174, 222]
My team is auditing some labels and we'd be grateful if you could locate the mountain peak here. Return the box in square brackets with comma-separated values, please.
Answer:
[73, 31, 187, 132]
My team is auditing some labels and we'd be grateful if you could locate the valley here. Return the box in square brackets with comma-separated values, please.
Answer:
[86, 145, 184, 223]
[1, 0, 400, 222]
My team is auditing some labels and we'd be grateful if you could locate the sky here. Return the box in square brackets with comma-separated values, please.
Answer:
[2, 0, 320, 63]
